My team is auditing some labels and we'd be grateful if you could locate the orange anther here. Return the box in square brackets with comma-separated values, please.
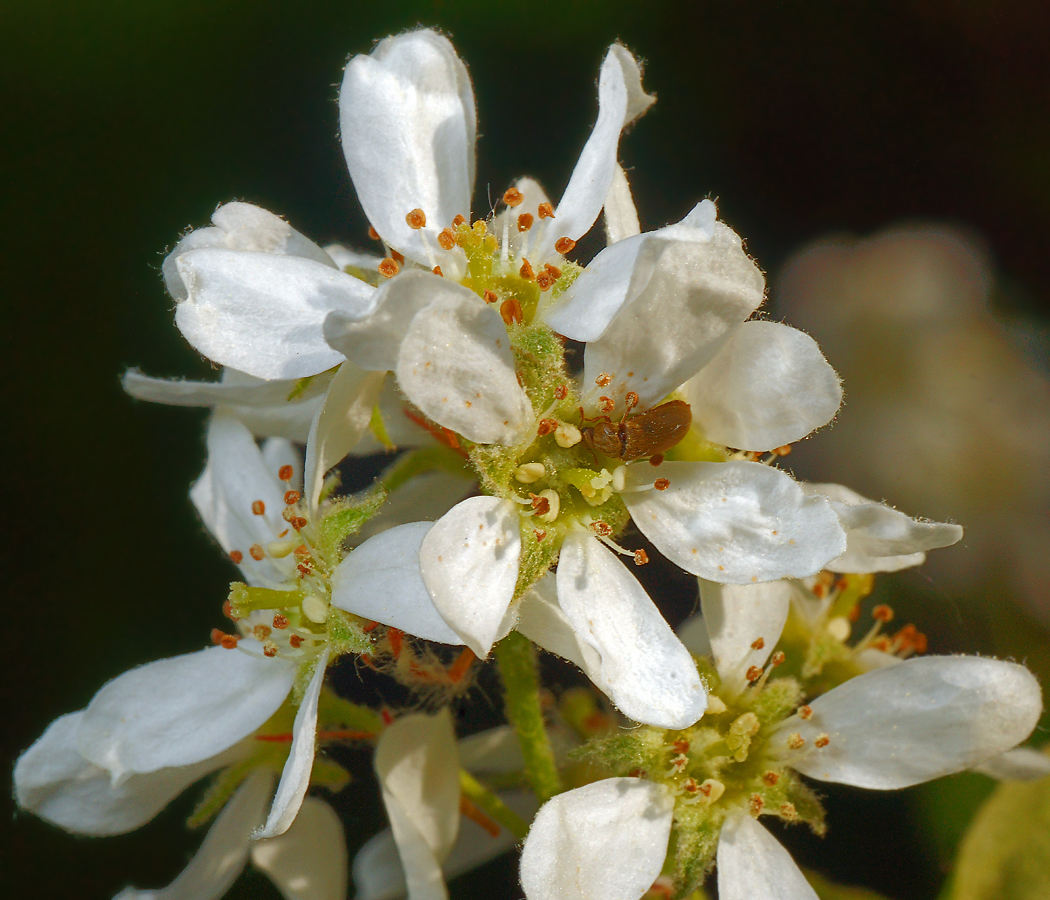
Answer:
[746, 665, 764, 683]
[529, 494, 551, 516]
[253, 624, 272, 640]
[749, 794, 765, 815]
[751, 637, 765, 651]
[595, 372, 613, 387]
[229, 550, 244, 564]
[673, 738, 690, 754]
[534, 529, 547, 542]
[293, 545, 311, 560]
[391, 249, 405, 264]
[654, 478, 670, 491]
[554, 384, 568, 400]
[367, 225, 380, 241]
[873, 604, 894, 623]
[538, 201, 555, 219]
[405, 208, 426, 229]
[272, 614, 289, 630]
[483, 290, 499, 304]
[770, 651, 786, 666]
[220, 634, 240, 650]
[249, 544, 265, 561]
[780, 802, 799, 820]
[263, 642, 279, 658]
[437, 228, 456, 250]
[432, 266, 443, 276]
[536, 270, 554, 292]
[555, 236, 576, 254]
[452, 214, 466, 227]
[633, 549, 649, 566]
[787, 732, 805, 750]
[378, 258, 400, 278]
[284, 490, 300, 505]
[774, 444, 793, 456]
[251, 500, 266, 516]
[289, 634, 304, 649]
[500, 298, 523, 325]
[222, 599, 237, 620]
[649, 453, 664, 467]
[598, 396, 615, 414]
[814, 734, 830, 748]
[543, 262, 562, 280]
[278, 464, 294, 482]
[388, 627, 404, 659]
[591, 521, 612, 537]
[519, 258, 535, 280]
[210, 628, 224, 645]
[537, 418, 558, 436]
[624, 390, 639, 409]
[290, 516, 308, 530]
[517, 212, 534, 232]
[503, 187, 524, 207]
[798, 705, 813, 720]
[762, 771, 780, 786]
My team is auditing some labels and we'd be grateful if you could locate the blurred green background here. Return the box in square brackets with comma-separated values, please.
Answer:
[3, 2, 1048, 898]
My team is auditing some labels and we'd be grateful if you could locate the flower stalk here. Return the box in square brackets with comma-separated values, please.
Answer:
[459, 769, 530, 840]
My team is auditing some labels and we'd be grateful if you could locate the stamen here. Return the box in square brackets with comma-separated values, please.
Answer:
[746, 665, 764, 684]
[749, 794, 765, 816]
[535, 489, 560, 523]
[438, 228, 456, 250]
[367, 226, 380, 241]
[773, 444, 793, 456]
[278, 465, 294, 482]
[786, 733, 806, 750]
[536, 270, 554, 292]
[514, 463, 546, 484]
[555, 236, 576, 254]
[554, 422, 582, 448]
[405, 208, 427, 229]
[751, 637, 766, 650]
[537, 418, 558, 436]
[500, 298, 523, 325]
[654, 478, 670, 491]
[391, 250, 405, 265]
[624, 391, 639, 411]
[698, 779, 725, 804]
[253, 624, 272, 641]
[649, 453, 664, 467]
[251, 500, 266, 516]
[452, 214, 466, 228]
[814, 734, 831, 748]
[533, 529, 547, 542]
[503, 187, 524, 207]
[432, 266, 443, 276]
[798, 705, 814, 720]
[762, 771, 780, 786]
[595, 372, 613, 387]
[378, 258, 400, 278]
[543, 262, 561, 280]
[673, 739, 690, 754]
[483, 289, 499, 304]
[519, 258, 535, 280]
[537, 202, 555, 219]
[289, 634, 304, 649]
[554, 384, 568, 400]
[873, 604, 894, 622]
[302, 596, 328, 624]
[249, 544, 265, 561]
[780, 802, 799, 821]
[262, 641, 279, 658]
[229, 550, 243, 564]
[633, 549, 649, 566]
[598, 396, 615, 414]
[272, 614, 289, 629]
[267, 538, 298, 558]
[612, 465, 627, 491]
[517, 213, 534, 232]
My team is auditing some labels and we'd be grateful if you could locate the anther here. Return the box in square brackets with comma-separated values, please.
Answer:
[873, 604, 894, 622]
[595, 372, 613, 387]
[483, 289, 499, 304]
[272, 614, 289, 630]
[253, 624, 272, 640]
[749, 794, 765, 815]
[536, 270, 554, 292]
[746, 665, 764, 684]
[751, 637, 766, 651]
[405, 208, 427, 229]
[391, 249, 405, 265]
[814, 733, 831, 748]
[249, 544, 265, 561]
[229, 550, 244, 564]
[555, 236, 576, 254]
[554, 384, 568, 400]
[537, 418, 558, 436]
[279, 465, 294, 482]
[222, 599, 237, 620]
[500, 298, 523, 325]
[503, 187, 524, 207]
[533, 529, 547, 542]
[367, 225, 380, 240]
[654, 478, 670, 491]
[649, 453, 664, 467]
[555, 421, 582, 448]
[798, 705, 814, 720]
[519, 258, 535, 280]
[252, 500, 266, 516]
[302, 595, 328, 624]
[773, 444, 793, 456]
[633, 550, 650, 569]
[289, 634, 304, 649]
[263, 641, 279, 658]
[452, 214, 466, 228]
[535, 489, 560, 523]
[598, 396, 615, 414]
[673, 738, 690, 754]
[787, 733, 805, 750]
[698, 779, 725, 803]
[220, 634, 239, 650]
[438, 228, 456, 250]
[538, 202, 555, 219]
[770, 651, 786, 666]
[289, 516, 308, 530]
[284, 490, 300, 506]
[515, 463, 546, 484]
[762, 771, 780, 787]
[591, 521, 613, 537]
[378, 258, 400, 278]
[517, 213, 534, 232]
[544, 262, 562, 280]
[432, 266, 443, 276]
[624, 391, 639, 411]
[210, 628, 225, 645]
[529, 494, 550, 516]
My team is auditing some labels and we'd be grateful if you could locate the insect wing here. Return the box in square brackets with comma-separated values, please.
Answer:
[621, 400, 692, 461]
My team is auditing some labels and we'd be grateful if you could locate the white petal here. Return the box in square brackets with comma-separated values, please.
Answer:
[779, 656, 1044, 789]
[353, 791, 536, 900]
[717, 813, 818, 900]
[324, 269, 442, 372]
[516, 575, 603, 681]
[699, 580, 792, 693]
[375, 710, 460, 900]
[352, 469, 475, 546]
[553, 534, 707, 728]
[175, 248, 374, 379]
[520, 778, 673, 900]
[532, 45, 654, 261]
[625, 461, 847, 583]
[252, 797, 347, 900]
[685, 321, 842, 451]
[77, 647, 295, 779]
[304, 362, 387, 509]
[254, 649, 330, 839]
[581, 222, 765, 411]
[339, 29, 475, 266]
[801, 483, 964, 573]
[974, 747, 1050, 781]
[323, 242, 385, 274]
[113, 769, 274, 900]
[162, 202, 337, 302]
[543, 200, 717, 342]
[191, 414, 297, 587]
[396, 281, 532, 445]
[333, 523, 464, 645]
[14, 712, 238, 836]
[603, 164, 642, 245]
[419, 498, 521, 657]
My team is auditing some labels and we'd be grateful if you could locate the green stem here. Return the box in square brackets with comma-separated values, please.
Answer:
[459, 770, 530, 840]
[493, 631, 562, 802]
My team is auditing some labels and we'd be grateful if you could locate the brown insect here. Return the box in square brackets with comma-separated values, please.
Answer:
[580, 397, 692, 461]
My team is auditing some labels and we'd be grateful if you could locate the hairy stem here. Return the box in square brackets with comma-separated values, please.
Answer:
[493, 631, 562, 803]
[459, 770, 530, 840]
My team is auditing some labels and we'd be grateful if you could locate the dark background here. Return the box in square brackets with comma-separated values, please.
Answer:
[3, 2, 1049, 898]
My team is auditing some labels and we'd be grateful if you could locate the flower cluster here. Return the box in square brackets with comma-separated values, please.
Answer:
[16, 26, 1047, 900]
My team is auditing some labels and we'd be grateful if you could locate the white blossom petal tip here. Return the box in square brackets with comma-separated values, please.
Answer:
[520, 778, 674, 900]
[717, 813, 819, 900]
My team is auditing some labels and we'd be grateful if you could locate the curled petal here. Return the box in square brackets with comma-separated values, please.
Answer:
[340, 29, 475, 266]
[685, 321, 843, 451]
[802, 483, 964, 572]
[520, 778, 674, 900]
[717, 812, 819, 900]
[699, 579, 792, 694]
[333, 522, 464, 645]
[552, 534, 707, 729]
[252, 797, 348, 900]
[974, 747, 1050, 782]
[532, 44, 654, 261]
[323, 242, 385, 275]
[625, 461, 847, 583]
[254, 648, 330, 840]
[375, 710, 460, 900]
[603, 163, 642, 245]
[396, 281, 533, 445]
[77, 647, 295, 780]
[113, 769, 274, 900]
[419, 498, 521, 657]
[778, 656, 1044, 789]
[581, 222, 765, 412]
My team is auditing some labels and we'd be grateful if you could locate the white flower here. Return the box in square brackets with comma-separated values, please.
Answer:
[518, 591, 1043, 900]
